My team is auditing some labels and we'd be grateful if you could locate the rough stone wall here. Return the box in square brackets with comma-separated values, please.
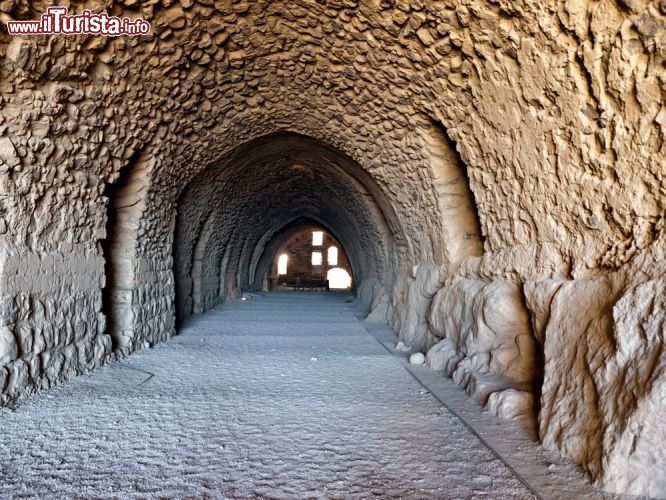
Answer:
[537, 233, 666, 496]
[0, 0, 663, 496]
[427, 278, 538, 434]
[0, 243, 110, 400]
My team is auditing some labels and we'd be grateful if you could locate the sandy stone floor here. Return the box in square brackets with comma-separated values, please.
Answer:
[0, 292, 534, 498]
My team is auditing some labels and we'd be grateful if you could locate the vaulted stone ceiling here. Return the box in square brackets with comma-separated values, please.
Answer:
[0, 0, 664, 496]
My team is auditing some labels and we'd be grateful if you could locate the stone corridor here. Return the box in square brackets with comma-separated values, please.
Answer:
[0, 292, 585, 498]
[1, 0, 664, 497]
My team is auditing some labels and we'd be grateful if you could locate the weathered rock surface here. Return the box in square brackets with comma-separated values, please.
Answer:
[539, 235, 666, 498]
[486, 389, 536, 437]
[428, 279, 536, 388]
[426, 279, 538, 430]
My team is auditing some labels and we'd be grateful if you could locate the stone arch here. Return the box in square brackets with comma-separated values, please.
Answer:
[420, 118, 485, 265]
[172, 132, 405, 325]
[2, 2, 663, 494]
[191, 209, 218, 315]
[218, 248, 232, 298]
[101, 146, 155, 352]
[251, 218, 358, 292]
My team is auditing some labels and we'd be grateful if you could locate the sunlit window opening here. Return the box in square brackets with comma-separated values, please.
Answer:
[327, 267, 352, 289]
[277, 254, 288, 275]
[311, 251, 322, 266]
[312, 231, 323, 246]
[327, 246, 338, 266]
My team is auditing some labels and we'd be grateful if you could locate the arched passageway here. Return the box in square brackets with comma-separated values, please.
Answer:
[0, 1, 664, 497]
[261, 223, 353, 291]
[170, 132, 403, 325]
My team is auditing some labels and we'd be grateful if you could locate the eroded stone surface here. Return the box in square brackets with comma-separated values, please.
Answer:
[426, 279, 537, 423]
[539, 234, 666, 497]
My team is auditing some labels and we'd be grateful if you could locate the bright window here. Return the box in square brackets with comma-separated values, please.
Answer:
[311, 251, 322, 266]
[327, 268, 352, 289]
[327, 246, 338, 266]
[312, 231, 323, 246]
[277, 254, 288, 275]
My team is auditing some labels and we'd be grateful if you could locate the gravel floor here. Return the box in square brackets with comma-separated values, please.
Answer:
[0, 291, 535, 499]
